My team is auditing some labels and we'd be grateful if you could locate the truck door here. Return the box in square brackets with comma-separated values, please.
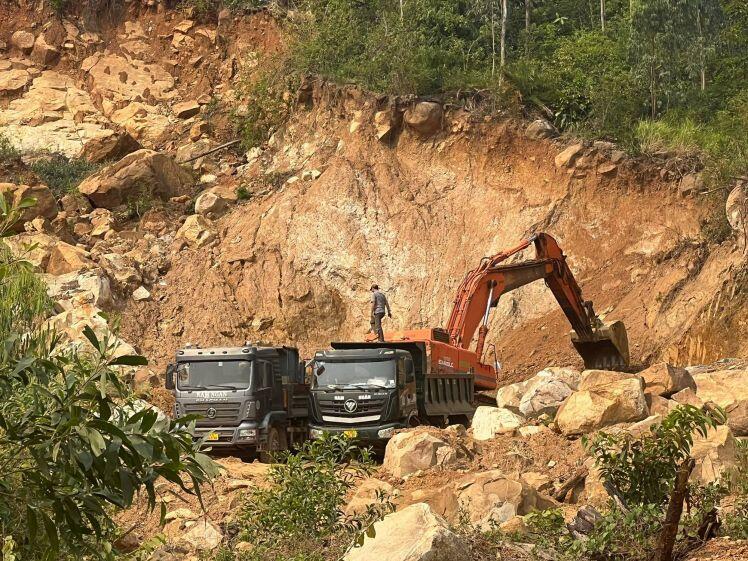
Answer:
[257, 361, 273, 414]
[399, 356, 417, 419]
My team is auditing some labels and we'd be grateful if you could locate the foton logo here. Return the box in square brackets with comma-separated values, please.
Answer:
[438, 358, 454, 369]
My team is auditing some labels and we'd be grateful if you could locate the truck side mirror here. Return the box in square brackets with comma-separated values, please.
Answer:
[165, 364, 175, 390]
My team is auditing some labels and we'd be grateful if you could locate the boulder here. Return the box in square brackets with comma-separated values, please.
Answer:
[639, 363, 696, 398]
[519, 367, 582, 418]
[672, 387, 704, 407]
[472, 406, 525, 440]
[0, 183, 58, 225]
[679, 173, 704, 197]
[46, 242, 94, 275]
[79, 131, 141, 164]
[4, 231, 56, 270]
[42, 269, 112, 309]
[693, 369, 748, 436]
[46, 303, 135, 358]
[78, 150, 193, 208]
[373, 109, 399, 140]
[555, 144, 584, 168]
[99, 252, 141, 288]
[496, 379, 529, 412]
[179, 518, 222, 551]
[345, 478, 395, 517]
[382, 429, 457, 478]
[646, 394, 680, 416]
[31, 34, 59, 66]
[555, 370, 648, 436]
[194, 190, 228, 217]
[525, 119, 557, 140]
[454, 471, 556, 530]
[343, 503, 469, 561]
[0, 68, 31, 95]
[175, 215, 217, 249]
[132, 286, 151, 301]
[690, 425, 738, 485]
[403, 102, 443, 137]
[11, 31, 35, 53]
[173, 100, 201, 119]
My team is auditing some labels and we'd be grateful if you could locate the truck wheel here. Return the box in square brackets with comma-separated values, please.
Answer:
[260, 426, 288, 463]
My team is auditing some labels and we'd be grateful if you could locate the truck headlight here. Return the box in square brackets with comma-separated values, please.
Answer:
[377, 427, 394, 439]
[310, 428, 324, 439]
[238, 429, 257, 440]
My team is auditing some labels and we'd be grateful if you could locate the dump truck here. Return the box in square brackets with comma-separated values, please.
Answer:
[308, 233, 629, 444]
[166, 344, 308, 459]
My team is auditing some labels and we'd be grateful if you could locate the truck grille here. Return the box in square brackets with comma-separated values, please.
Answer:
[316, 395, 388, 425]
[183, 402, 242, 423]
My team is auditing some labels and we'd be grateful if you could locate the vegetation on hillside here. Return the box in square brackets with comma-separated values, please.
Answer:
[233, 0, 747, 193]
[0, 195, 217, 559]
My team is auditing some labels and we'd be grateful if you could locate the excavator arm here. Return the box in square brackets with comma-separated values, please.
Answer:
[446, 233, 629, 371]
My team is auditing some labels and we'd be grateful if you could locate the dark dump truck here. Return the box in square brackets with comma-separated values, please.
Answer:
[307, 335, 475, 445]
[165, 344, 308, 458]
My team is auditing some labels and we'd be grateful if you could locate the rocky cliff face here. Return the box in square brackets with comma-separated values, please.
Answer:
[0, 1, 745, 384]
[120, 83, 747, 379]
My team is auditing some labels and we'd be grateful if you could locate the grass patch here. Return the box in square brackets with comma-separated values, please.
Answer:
[0, 133, 20, 164]
[29, 154, 99, 198]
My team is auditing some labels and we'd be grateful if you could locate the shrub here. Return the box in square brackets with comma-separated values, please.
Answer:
[238, 433, 393, 559]
[0, 133, 19, 163]
[235, 57, 297, 150]
[30, 154, 99, 198]
[585, 405, 725, 507]
[0, 194, 217, 558]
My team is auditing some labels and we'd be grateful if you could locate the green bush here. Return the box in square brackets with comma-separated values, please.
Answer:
[586, 405, 725, 507]
[0, 194, 217, 558]
[30, 154, 99, 198]
[235, 58, 296, 149]
[238, 433, 393, 559]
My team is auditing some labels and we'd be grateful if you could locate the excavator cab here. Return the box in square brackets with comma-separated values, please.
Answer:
[570, 319, 630, 371]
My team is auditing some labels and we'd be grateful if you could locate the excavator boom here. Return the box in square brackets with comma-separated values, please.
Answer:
[446, 233, 629, 372]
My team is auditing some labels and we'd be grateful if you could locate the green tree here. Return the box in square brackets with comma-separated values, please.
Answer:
[0, 195, 217, 558]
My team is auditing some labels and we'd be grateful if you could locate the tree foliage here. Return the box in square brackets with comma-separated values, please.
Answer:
[254, 0, 747, 186]
[0, 195, 217, 558]
[586, 405, 725, 506]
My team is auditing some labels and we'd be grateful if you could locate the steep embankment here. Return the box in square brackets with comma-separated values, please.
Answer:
[0, 1, 744, 384]
[120, 82, 746, 380]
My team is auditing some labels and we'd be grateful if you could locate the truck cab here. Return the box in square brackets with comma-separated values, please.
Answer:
[166, 344, 308, 457]
[309, 337, 475, 444]
[308, 347, 423, 444]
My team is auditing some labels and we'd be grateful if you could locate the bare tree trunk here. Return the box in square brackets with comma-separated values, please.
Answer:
[500, 0, 508, 69]
[399, 0, 404, 22]
[491, 0, 496, 78]
[656, 458, 695, 561]
[600, 0, 606, 31]
[525, 0, 530, 55]
[697, 6, 706, 91]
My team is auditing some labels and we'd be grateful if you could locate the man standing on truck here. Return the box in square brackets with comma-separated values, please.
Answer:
[370, 284, 391, 342]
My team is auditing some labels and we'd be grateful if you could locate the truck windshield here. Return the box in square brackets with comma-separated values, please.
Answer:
[176, 360, 253, 390]
[315, 360, 396, 388]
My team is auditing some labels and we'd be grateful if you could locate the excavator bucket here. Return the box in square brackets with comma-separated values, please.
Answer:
[570, 320, 630, 371]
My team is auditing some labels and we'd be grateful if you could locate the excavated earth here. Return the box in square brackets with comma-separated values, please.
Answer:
[2, 2, 748, 560]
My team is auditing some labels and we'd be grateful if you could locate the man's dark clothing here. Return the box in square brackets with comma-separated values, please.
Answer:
[372, 312, 386, 342]
[370, 289, 391, 342]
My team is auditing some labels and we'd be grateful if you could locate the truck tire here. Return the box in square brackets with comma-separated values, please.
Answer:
[260, 426, 288, 463]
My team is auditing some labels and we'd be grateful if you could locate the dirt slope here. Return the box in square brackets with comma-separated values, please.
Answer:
[120, 84, 746, 380]
[0, 1, 744, 384]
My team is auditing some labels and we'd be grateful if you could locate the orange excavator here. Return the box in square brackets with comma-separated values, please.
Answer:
[368, 232, 629, 390]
